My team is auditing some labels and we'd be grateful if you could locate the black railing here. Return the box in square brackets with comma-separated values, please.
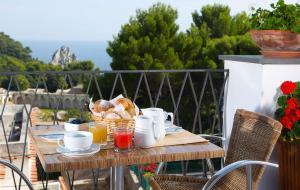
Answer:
[0, 69, 229, 189]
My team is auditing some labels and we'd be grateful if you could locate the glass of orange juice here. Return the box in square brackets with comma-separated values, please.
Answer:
[89, 121, 107, 145]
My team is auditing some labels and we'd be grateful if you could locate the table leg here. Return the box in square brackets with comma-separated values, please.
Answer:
[41, 172, 48, 190]
[113, 166, 124, 190]
[110, 167, 115, 190]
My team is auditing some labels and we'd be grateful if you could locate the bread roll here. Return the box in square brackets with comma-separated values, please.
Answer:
[103, 110, 122, 119]
[116, 98, 136, 117]
[94, 100, 113, 113]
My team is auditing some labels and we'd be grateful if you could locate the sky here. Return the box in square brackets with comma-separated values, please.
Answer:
[0, 0, 299, 42]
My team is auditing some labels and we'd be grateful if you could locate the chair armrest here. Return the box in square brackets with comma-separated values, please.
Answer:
[202, 160, 278, 190]
[0, 159, 34, 190]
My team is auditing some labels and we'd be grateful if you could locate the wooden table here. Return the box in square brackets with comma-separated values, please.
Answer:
[29, 126, 225, 190]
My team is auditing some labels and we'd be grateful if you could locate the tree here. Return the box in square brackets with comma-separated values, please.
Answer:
[107, 3, 184, 70]
[192, 4, 232, 38]
[64, 60, 94, 71]
[0, 32, 32, 61]
[191, 4, 259, 69]
[26, 60, 48, 72]
[192, 4, 252, 37]
[230, 12, 251, 35]
[64, 60, 95, 87]
[0, 55, 30, 90]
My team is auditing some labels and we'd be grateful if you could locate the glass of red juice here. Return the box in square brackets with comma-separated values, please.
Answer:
[113, 128, 133, 152]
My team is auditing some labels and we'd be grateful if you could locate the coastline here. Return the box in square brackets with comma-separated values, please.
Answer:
[21, 40, 112, 70]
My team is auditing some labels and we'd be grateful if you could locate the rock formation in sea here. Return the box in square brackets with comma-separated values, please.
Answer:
[51, 46, 77, 67]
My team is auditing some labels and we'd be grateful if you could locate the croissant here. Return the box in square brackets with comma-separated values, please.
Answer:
[94, 100, 114, 113]
[116, 98, 136, 117]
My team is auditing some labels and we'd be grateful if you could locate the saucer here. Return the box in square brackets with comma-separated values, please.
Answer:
[38, 132, 65, 142]
[56, 144, 100, 157]
[165, 126, 183, 135]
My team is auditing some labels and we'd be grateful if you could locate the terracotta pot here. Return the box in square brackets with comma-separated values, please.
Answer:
[250, 30, 300, 58]
[277, 139, 300, 190]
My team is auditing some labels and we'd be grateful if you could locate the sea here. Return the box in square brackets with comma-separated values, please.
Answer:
[21, 41, 112, 70]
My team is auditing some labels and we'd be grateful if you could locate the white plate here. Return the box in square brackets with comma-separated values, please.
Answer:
[56, 143, 100, 157]
[165, 126, 183, 135]
[38, 132, 65, 142]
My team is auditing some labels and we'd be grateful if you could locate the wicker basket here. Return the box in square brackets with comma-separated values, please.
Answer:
[91, 114, 135, 141]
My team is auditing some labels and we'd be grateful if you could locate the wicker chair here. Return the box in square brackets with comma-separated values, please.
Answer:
[149, 109, 282, 190]
[0, 159, 34, 190]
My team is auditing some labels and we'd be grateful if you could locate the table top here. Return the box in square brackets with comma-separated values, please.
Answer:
[29, 126, 225, 173]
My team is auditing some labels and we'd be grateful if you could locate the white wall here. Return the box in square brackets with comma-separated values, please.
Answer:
[224, 60, 263, 146]
[224, 60, 300, 190]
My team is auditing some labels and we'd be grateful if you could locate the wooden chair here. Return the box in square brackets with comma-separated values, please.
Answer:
[149, 109, 282, 190]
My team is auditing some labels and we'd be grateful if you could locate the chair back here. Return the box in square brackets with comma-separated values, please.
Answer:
[214, 109, 282, 190]
[0, 159, 34, 190]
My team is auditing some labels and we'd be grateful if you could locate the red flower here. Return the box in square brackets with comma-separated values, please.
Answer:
[280, 116, 293, 130]
[150, 163, 156, 169]
[296, 110, 300, 119]
[143, 166, 149, 172]
[285, 108, 291, 115]
[281, 81, 297, 95]
[287, 98, 298, 109]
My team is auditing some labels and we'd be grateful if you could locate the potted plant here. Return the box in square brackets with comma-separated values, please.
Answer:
[250, 0, 300, 58]
[275, 81, 300, 189]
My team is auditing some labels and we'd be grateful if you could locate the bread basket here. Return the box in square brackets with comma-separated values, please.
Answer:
[91, 114, 135, 141]
[89, 95, 138, 141]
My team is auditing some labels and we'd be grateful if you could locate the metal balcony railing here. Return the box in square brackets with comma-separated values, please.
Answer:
[0, 69, 229, 189]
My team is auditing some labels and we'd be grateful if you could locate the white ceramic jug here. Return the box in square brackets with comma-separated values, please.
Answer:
[141, 108, 173, 140]
[134, 115, 158, 148]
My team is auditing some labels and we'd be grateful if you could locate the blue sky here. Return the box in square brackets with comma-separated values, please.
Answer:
[0, 0, 298, 41]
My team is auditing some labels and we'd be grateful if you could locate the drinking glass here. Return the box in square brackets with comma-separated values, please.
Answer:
[113, 127, 133, 153]
[89, 121, 107, 145]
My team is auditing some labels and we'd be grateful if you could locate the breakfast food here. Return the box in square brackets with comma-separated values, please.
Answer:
[116, 98, 136, 117]
[90, 95, 139, 119]
[93, 100, 114, 112]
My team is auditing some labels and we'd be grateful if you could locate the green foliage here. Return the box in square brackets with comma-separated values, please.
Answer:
[64, 60, 94, 71]
[26, 60, 48, 71]
[231, 12, 252, 35]
[0, 32, 96, 91]
[0, 55, 26, 71]
[0, 55, 30, 90]
[192, 4, 232, 38]
[0, 32, 32, 61]
[189, 5, 259, 68]
[107, 3, 258, 71]
[201, 33, 258, 68]
[63, 109, 92, 122]
[64, 60, 95, 86]
[277, 96, 287, 107]
[275, 108, 285, 120]
[250, 0, 300, 33]
[192, 5, 251, 38]
[107, 3, 185, 70]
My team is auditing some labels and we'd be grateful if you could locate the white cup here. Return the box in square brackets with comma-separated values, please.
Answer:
[59, 131, 93, 151]
[134, 115, 158, 148]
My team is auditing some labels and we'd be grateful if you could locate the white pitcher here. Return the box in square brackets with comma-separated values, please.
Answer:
[134, 115, 158, 148]
[141, 108, 173, 140]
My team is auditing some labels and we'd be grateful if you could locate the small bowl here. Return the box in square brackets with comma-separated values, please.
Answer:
[64, 122, 80, 131]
